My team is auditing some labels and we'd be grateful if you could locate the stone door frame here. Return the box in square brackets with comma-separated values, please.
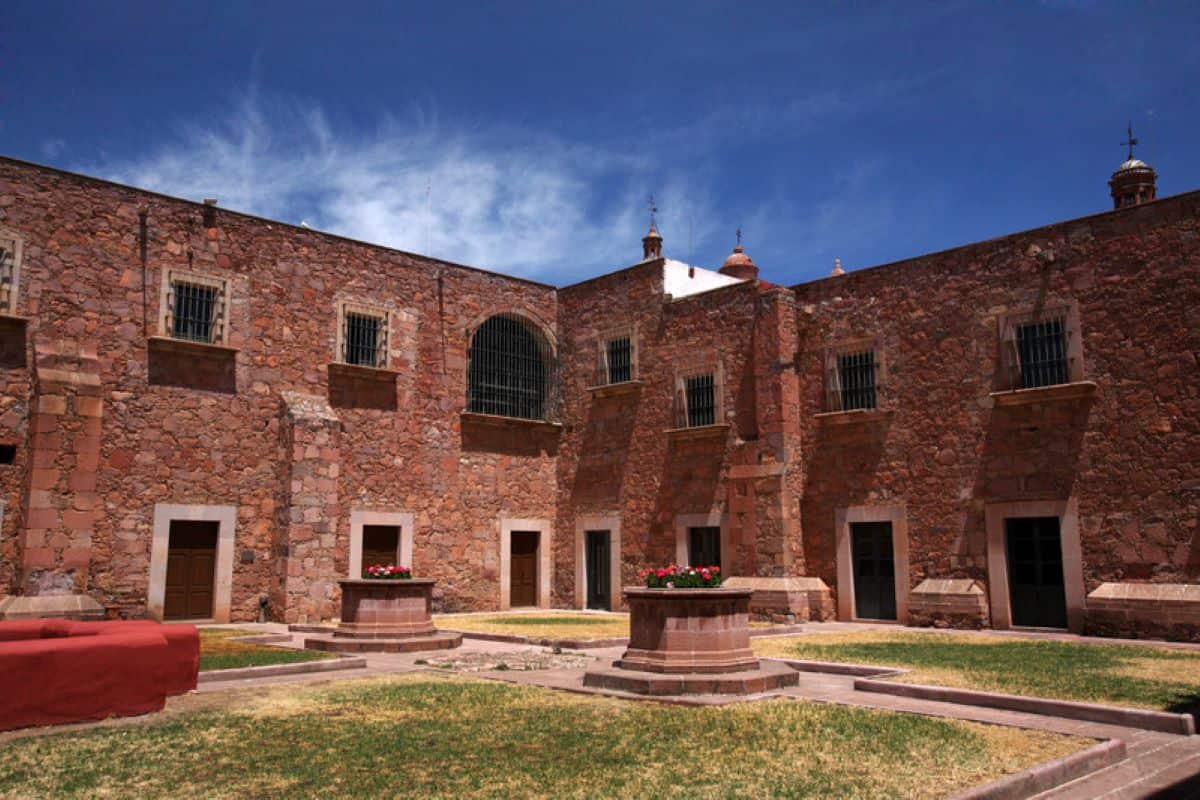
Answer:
[148, 503, 236, 622]
[674, 512, 731, 576]
[348, 510, 414, 579]
[574, 513, 622, 610]
[985, 498, 1085, 633]
[499, 517, 552, 610]
[835, 504, 910, 623]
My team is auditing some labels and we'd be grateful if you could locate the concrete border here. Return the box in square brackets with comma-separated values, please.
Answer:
[198, 655, 367, 683]
[853, 678, 1196, 735]
[948, 738, 1127, 800]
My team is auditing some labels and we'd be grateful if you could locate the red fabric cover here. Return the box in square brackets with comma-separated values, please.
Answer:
[0, 620, 201, 730]
[0, 632, 169, 731]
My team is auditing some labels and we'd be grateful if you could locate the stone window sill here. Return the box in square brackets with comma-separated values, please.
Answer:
[147, 335, 239, 359]
[0, 312, 29, 324]
[664, 423, 731, 440]
[327, 362, 399, 382]
[814, 408, 889, 425]
[989, 381, 1097, 407]
[585, 380, 644, 398]
[460, 412, 563, 432]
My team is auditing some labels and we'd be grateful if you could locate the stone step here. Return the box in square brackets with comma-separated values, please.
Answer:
[1035, 736, 1200, 799]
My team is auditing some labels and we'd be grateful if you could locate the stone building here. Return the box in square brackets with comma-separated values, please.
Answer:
[0, 150, 1196, 639]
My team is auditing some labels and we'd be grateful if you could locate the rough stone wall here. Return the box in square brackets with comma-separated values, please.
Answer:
[555, 262, 796, 606]
[793, 191, 1200, 613]
[0, 157, 557, 619]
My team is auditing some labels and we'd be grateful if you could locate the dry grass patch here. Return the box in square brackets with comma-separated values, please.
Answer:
[436, 611, 629, 640]
[0, 673, 1086, 799]
[198, 628, 336, 671]
[754, 631, 1200, 710]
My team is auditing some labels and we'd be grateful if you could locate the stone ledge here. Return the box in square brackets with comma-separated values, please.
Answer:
[723, 576, 835, 622]
[327, 362, 400, 382]
[813, 408, 890, 426]
[198, 655, 367, 683]
[908, 578, 990, 630]
[663, 423, 731, 440]
[1084, 582, 1200, 642]
[460, 412, 563, 432]
[585, 380, 644, 398]
[0, 593, 105, 620]
[989, 380, 1098, 407]
[146, 335, 239, 359]
[854, 677, 1196, 735]
[304, 631, 462, 653]
[947, 739, 1127, 800]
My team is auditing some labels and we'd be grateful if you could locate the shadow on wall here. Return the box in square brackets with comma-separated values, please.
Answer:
[460, 416, 560, 458]
[147, 339, 236, 394]
[0, 318, 26, 369]
[799, 414, 892, 585]
[647, 431, 730, 565]
[568, 390, 641, 510]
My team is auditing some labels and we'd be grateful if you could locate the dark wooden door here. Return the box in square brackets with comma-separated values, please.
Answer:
[1005, 517, 1068, 628]
[510, 531, 539, 607]
[361, 525, 400, 576]
[585, 530, 610, 610]
[164, 520, 218, 620]
[688, 526, 721, 569]
[851, 522, 897, 620]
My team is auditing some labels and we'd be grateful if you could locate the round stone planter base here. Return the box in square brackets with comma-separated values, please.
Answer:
[582, 660, 798, 697]
[616, 647, 759, 674]
[304, 631, 462, 654]
[333, 621, 438, 639]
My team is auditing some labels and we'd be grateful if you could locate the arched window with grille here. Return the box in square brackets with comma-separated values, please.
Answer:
[467, 314, 554, 421]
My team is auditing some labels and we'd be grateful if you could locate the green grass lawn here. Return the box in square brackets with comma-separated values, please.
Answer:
[435, 612, 630, 640]
[753, 631, 1200, 711]
[0, 674, 1085, 799]
[198, 628, 336, 672]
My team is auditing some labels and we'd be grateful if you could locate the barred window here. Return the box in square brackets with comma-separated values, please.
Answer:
[341, 308, 388, 368]
[674, 372, 717, 428]
[0, 238, 16, 313]
[1016, 318, 1069, 389]
[837, 350, 877, 411]
[605, 335, 632, 384]
[164, 273, 227, 344]
[467, 315, 551, 420]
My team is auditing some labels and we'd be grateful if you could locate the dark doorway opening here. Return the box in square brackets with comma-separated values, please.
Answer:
[688, 526, 721, 569]
[510, 531, 539, 607]
[1005, 516, 1068, 629]
[164, 520, 218, 620]
[361, 525, 401, 576]
[851, 521, 897, 621]
[585, 530, 611, 610]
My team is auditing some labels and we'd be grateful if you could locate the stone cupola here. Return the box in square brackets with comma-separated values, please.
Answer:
[718, 230, 759, 280]
[642, 220, 663, 260]
[1109, 123, 1157, 209]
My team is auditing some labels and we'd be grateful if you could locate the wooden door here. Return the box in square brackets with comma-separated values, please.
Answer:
[361, 525, 401, 576]
[688, 526, 721, 569]
[1005, 517, 1068, 628]
[585, 530, 610, 610]
[163, 520, 218, 620]
[510, 531, 539, 607]
[851, 522, 897, 620]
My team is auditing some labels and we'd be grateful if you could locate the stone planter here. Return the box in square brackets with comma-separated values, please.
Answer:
[334, 578, 437, 639]
[619, 586, 758, 673]
[583, 585, 798, 697]
[304, 578, 460, 654]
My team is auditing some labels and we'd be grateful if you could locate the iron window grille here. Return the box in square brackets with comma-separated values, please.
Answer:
[163, 271, 227, 345]
[341, 309, 388, 368]
[826, 345, 879, 412]
[0, 238, 15, 313]
[676, 373, 716, 428]
[467, 315, 553, 421]
[603, 335, 633, 384]
[1015, 317, 1069, 389]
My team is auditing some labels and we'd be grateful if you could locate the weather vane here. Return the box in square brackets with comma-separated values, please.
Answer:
[736, 226, 742, 247]
[1121, 121, 1139, 160]
[648, 195, 658, 227]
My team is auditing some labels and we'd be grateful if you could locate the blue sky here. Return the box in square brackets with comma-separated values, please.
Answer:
[1, 2, 1197, 285]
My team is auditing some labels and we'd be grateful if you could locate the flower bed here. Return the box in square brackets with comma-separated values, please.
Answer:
[638, 564, 721, 588]
[364, 564, 412, 580]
